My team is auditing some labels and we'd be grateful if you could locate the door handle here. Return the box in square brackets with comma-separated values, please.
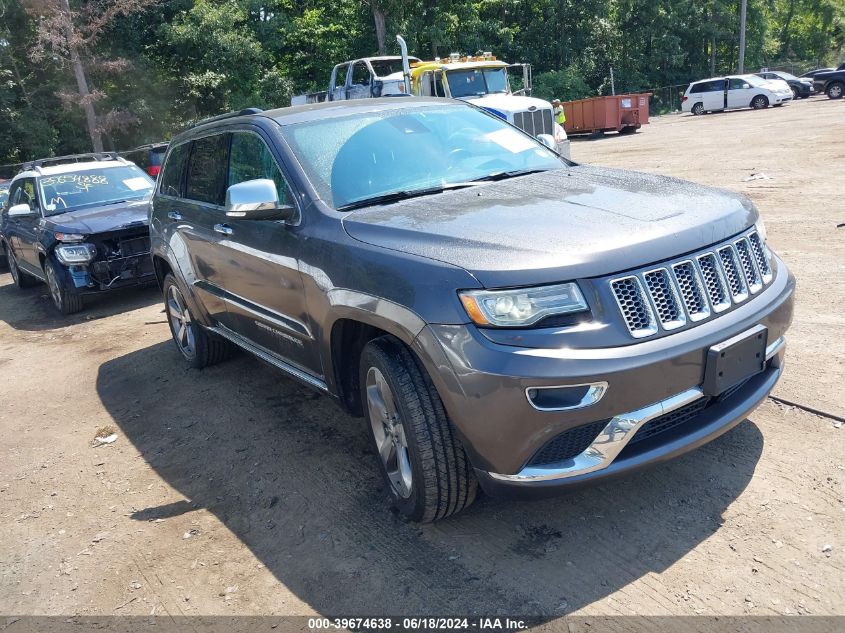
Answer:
[214, 223, 233, 236]
[167, 211, 182, 221]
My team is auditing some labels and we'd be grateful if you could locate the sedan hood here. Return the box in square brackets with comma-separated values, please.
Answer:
[342, 166, 757, 288]
[42, 198, 150, 235]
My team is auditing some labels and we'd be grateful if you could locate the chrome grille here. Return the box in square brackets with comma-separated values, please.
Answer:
[513, 108, 554, 137]
[748, 232, 772, 282]
[610, 277, 658, 338]
[609, 230, 773, 339]
[718, 245, 748, 301]
[735, 238, 762, 293]
[671, 261, 710, 321]
[697, 253, 731, 312]
[643, 269, 685, 329]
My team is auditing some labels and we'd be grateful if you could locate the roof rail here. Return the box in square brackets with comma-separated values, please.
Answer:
[20, 152, 122, 172]
[189, 108, 264, 129]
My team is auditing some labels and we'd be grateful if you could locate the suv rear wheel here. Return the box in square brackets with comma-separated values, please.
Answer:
[827, 82, 844, 99]
[691, 102, 704, 115]
[163, 273, 233, 368]
[45, 259, 83, 315]
[5, 245, 38, 289]
[360, 336, 477, 522]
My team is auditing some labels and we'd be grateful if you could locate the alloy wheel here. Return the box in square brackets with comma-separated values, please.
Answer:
[166, 284, 196, 358]
[366, 366, 413, 498]
[7, 251, 20, 285]
[45, 263, 62, 309]
[829, 84, 843, 99]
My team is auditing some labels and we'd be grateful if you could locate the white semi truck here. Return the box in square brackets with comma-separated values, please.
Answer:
[291, 36, 570, 158]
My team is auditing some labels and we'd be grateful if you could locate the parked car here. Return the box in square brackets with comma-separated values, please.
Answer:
[811, 65, 845, 99]
[682, 74, 793, 114]
[0, 180, 8, 268]
[756, 70, 814, 99]
[150, 99, 794, 521]
[800, 67, 834, 79]
[0, 153, 156, 314]
[120, 142, 168, 178]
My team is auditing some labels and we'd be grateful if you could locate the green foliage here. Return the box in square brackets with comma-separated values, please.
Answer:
[2, 0, 845, 164]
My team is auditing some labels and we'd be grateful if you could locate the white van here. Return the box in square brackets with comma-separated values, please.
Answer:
[682, 74, 793, 115]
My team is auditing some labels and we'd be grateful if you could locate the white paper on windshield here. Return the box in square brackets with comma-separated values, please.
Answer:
[484, 128, 537, 154]
[123, 177, 150, 191]
[45, 204, 56, 212]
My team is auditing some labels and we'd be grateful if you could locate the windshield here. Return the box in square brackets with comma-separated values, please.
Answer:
[745, 75, 768, 87]
[0, 187, 8, 207]
[38, 165, 154, 216]
[773, 71, 798, 81]
[446, 68, 509, 97]
[282, 104, 566, 210]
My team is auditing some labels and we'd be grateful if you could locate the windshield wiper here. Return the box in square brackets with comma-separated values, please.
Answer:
[337, 182, 478, 211]
[468, 168, 553, 183]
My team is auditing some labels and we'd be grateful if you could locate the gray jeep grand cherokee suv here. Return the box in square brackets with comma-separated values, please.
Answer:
[149, 98, 794, 522]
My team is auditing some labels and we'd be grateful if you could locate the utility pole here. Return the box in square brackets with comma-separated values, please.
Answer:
[738, 0, 748, 73]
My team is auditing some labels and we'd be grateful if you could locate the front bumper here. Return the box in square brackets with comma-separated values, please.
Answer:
[415, 259, 794, 491]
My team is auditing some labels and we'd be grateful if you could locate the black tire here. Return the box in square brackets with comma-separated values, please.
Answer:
[44, 259, 83, 315]
[691, 102, 704, 115]
[163, 273, 233, 369]
[359, 335, 477, 522]
[751, 95, 769, 109]
[5, 245, 39, 289]
[791, 87, 799, 100]
[827, 82, 844, 99]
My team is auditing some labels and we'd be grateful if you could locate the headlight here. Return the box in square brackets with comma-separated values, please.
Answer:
[55, 243, 97, 265]
[459, 282, 588, 327]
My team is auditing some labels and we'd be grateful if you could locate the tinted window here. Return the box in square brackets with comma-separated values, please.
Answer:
[9, 178, 39, 211]
[729, 78, 748, 89]
[228, 132, 290, 205]
[159, 142, 190, 198]
[150, 146, 167, 167]
[185, 134, 229, 205]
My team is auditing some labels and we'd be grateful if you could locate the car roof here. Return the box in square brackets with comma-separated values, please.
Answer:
[175, 97, 465, 141]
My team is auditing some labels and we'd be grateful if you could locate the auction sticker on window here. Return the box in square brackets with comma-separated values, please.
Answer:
[483, 128, 537, 154]
[123, 177, 151, 191]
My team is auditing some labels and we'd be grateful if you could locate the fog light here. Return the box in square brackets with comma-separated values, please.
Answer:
[526, 382, 607, 411]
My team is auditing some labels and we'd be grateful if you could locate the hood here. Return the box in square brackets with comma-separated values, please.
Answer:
[462, 93, 551, 114]
[341, 166, 757, 288]
[42, 198, 150, 235]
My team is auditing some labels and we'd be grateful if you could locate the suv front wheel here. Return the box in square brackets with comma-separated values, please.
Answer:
[45, 259, 84, 315]
[163, 273, 233, 368]
[360, 336, 477, 522]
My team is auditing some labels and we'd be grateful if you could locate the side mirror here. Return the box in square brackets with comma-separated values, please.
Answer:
[8, 203, 36, 218]
[743, 83, 750, 89]
[536, 134, 557, 151]
[225, 179, 296, 222]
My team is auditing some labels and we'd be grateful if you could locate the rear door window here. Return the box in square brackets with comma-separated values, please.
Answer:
[185, 134, 230, 205]
[159, 142, 190, 198]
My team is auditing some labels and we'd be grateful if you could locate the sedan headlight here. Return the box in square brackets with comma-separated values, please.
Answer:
[459, 282, 588, 327]
[55, 243, 97, 265]
[755, 217, 767, 242]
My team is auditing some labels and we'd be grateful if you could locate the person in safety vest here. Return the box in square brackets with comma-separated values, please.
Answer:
[552, 99, 566, 125]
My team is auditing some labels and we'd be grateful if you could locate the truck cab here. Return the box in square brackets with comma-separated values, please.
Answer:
[291, 56, 421, 105]
[411, 56, 569, 158]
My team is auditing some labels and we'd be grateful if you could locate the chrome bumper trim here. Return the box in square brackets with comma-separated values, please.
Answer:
[489, 335, 786, 483]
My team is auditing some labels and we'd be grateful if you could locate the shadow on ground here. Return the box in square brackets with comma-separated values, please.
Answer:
[97, 341, 764, 617]
[0, 273, 159, 331]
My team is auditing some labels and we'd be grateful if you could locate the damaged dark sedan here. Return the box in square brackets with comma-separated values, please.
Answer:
[0, 154, 156, 314]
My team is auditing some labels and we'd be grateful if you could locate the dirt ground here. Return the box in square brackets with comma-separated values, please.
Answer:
[1, 97, 843, 621]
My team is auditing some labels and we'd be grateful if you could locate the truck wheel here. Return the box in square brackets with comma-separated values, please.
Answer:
[45, 259, 83, 315]
[163, 273, 233, 368]
[691, 103, 704, 115]
[751, 95, 769, 109]
[360, 336, 477, 522]
[6, 246, 39, 289]
[827, 82, 844, 99]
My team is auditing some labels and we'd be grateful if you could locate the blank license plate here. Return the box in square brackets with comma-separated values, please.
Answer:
[703, 325, 768, 396]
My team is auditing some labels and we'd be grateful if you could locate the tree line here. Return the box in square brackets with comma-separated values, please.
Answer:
[1, 0, 843, 164]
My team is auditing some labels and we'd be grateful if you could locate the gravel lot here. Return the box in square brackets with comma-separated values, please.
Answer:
[1, 97, 843, 620]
